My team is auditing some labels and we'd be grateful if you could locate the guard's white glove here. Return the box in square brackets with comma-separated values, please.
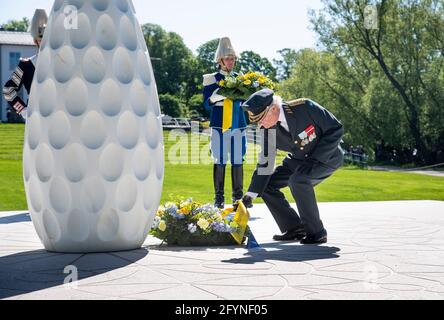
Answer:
[19, 108, 28, 121]
[210, 88, 226, 104]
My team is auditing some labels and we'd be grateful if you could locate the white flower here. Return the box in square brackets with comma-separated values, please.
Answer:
[253, 81, 260, 88]
[188, 223, 197, 234]
[152, 216, 161, 229]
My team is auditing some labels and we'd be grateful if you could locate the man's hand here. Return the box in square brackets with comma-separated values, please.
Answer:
[233, 193, 256, 210]
[241, 195, 254, 209]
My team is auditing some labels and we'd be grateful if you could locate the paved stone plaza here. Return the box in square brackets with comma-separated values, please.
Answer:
[1, 201, 444, 300]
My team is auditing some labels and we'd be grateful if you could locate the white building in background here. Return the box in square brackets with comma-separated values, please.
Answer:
[0, 31, 37, 122]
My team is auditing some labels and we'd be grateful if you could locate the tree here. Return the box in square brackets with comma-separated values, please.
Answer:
[187, 94, 207, 119]
[196, 39, 219, 75]
[309, 0, 444, 164]
[273, 48, 298, 80]
[280, 49, 384, 151]
[142, 23, 198, 102]
[238, 51, 277, 80]
[0, 18, 29, 32]
[159, 93, 186, 118]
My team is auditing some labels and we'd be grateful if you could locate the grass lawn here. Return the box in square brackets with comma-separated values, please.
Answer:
[0, 124, 443, 211]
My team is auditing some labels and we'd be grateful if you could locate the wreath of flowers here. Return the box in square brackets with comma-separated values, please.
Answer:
[150, 199, 248, 246]
[217, 71, 275, 101]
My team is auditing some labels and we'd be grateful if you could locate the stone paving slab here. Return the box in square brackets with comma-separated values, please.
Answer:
[1, 201, 444, 300]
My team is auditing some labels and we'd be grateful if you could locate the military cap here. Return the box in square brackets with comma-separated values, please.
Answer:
[241, 89, 274, 123]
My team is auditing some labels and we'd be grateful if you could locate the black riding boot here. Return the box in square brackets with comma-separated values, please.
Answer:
[231, 165, 244, 206]
[213, 164, 226, 209]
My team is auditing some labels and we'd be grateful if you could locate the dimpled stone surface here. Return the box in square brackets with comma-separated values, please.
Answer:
[82, 47, 107, 84]
[23, 0, 164, 253]
[100, 79, 122, 116]
[96, 14, 117, 51]
[70, 13, 91, 49]
[35, 144, 54, 183]
[65, 78, 89, 116]
[117, 111, 139, 149]
[38, 79, 57, 117]
[53, 46, 76, 83]
[130, 80, 148, 116]
[36, 48, 50, 83]
[48, 111, 71, 149]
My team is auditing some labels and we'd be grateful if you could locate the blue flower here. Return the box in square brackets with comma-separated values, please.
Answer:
[165, 204, 185, 220]
[194, 204, 219, 216]
[210, 222, 232, 233]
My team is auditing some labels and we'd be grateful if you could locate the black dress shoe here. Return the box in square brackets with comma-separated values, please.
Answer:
[214, 199, 225, 209]
[273, 226, 306, 241]
[301, 229, 327, 245]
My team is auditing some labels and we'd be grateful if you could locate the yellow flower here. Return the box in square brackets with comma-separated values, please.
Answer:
[156, 206, 165, 217]
[158, 220, 167, 232]
[243, 80, 252, 86]
[179, 207, 190, 215]
[222, 208, 234, 217]
[197, 218, 210, 230]
[219, 80, 226, 87]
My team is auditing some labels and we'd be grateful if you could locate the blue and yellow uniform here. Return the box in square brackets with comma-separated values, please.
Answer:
[203, 70, 248, 166]
[204, 36, 246, 209]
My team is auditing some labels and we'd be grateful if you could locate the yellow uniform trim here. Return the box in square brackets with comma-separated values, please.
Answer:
[222, 98, 233, 132]
[287, 98, 308, 108]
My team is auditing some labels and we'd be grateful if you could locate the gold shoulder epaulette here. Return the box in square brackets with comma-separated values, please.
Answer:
[286, 98, 308, 108]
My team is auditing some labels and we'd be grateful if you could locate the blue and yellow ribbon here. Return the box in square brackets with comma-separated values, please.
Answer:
[222, 201, 250, 245]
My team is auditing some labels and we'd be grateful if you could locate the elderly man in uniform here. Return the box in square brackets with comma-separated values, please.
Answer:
[240, 89, 344, 245]
[3, 9, 48, 120]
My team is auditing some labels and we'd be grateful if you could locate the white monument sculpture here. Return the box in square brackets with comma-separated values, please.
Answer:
[23, 0, 164, 253]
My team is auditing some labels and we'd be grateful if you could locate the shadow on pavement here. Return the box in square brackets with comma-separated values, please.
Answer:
[0, 248, 149, 299]
[0, 213, 31, 224]
[221, 242, 341, 264]
[146, 242, 340, 264]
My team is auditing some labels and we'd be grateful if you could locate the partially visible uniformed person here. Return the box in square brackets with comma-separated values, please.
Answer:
[3, 9, 48, 120]
[203, 37, 248, 209]
[240, 89, 344, 245]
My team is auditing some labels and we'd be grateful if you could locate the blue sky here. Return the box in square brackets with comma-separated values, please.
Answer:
[0, 0, 324, 60]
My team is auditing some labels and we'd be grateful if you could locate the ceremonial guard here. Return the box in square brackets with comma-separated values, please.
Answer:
[3, 9, 48, 120]
[241, 89, 344, 244]
[203, 37, 248, 209]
